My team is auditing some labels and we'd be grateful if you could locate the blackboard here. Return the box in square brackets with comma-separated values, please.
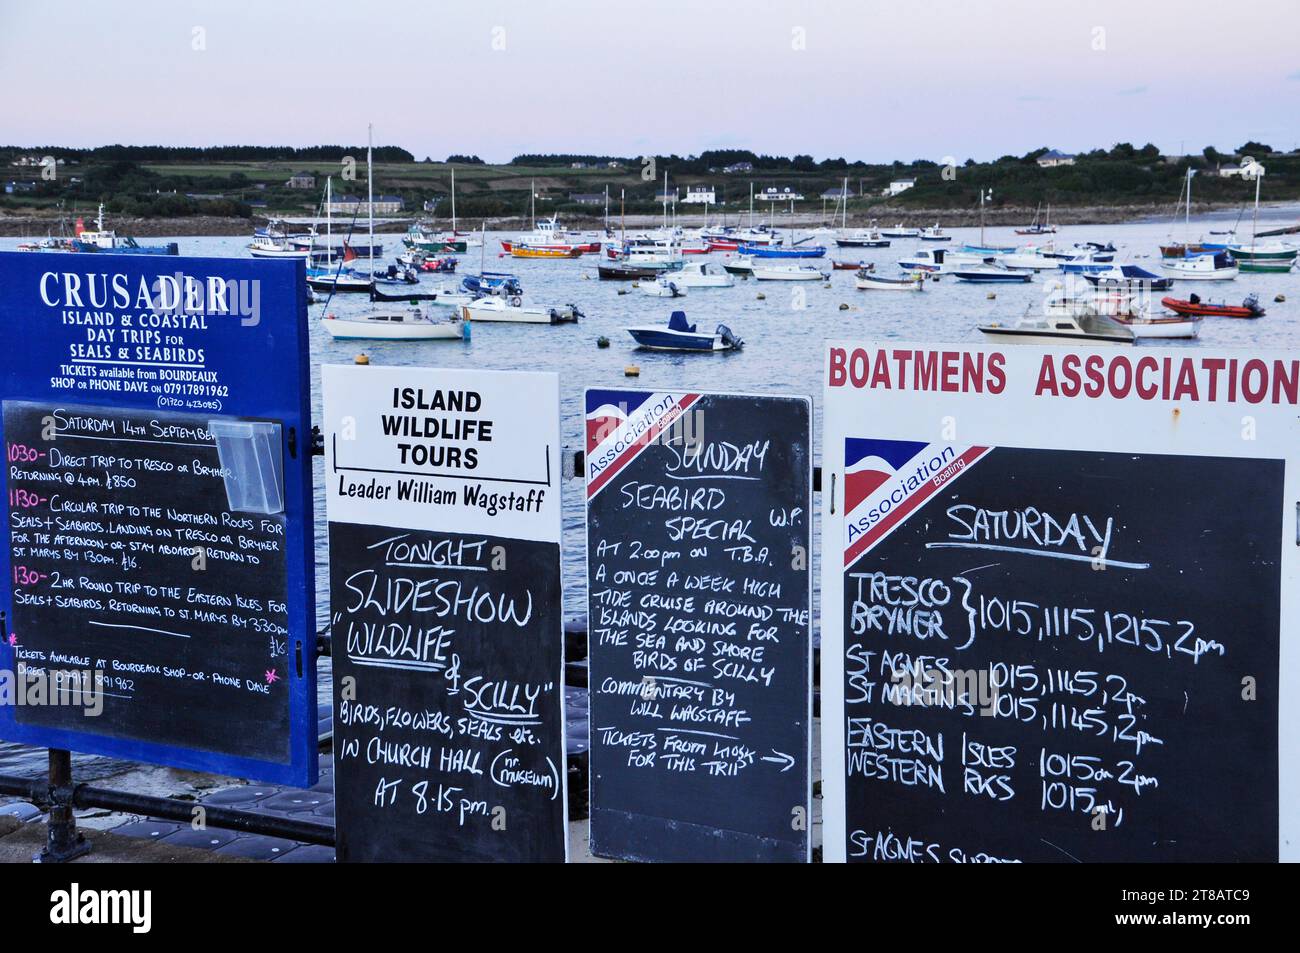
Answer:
[584, 389, 812, 862]
[4, 400, 292, 764]
[0, 251, 316, 786]
[329, 522, 566, 862]
[821, 341, 1299, 862]
[838, 444, 1280, 862]
[324, 364, 567, 862]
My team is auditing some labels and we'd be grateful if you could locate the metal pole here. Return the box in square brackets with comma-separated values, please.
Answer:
[39, 749, 89, 863]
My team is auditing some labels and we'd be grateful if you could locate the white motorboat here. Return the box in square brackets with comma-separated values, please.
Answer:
[626, 310, 743, 352]
[460, 297, 582, 324]
[1044, 290, 1201, 340]
[669, 260, 734, 288]
[920, 224, 951, 242]
[979, 311, 1134, 345]
[997, 245, 1059, 271]
[751, 263, 830, 281]
[322, 308, 467, 340]
[721, 255, 756, 275]
[641, 276, 687, 297]
[1160, 251, 1239, 280]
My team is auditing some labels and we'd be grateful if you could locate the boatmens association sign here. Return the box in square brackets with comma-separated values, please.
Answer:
[322, 364, 568, 862]
[822, 340, 1300, 863]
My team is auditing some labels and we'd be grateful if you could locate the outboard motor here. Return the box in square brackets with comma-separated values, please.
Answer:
[717, 324, 743, 350]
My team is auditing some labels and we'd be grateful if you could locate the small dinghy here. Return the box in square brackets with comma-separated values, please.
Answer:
[832, 260, 865, 270]
[1161, 293, 1265, 319]
[642, 276, 687, 297]
[626, 310, 743, 352]
[856, 269, 924, 291]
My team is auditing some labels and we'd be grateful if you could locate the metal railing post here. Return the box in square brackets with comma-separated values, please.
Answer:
[38, 749, 89, 863]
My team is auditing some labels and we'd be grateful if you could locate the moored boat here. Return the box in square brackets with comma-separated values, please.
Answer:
[322, 308, 467, 340]
[626, 310, 742, 352]
[1160, 251, 1239, 280]
[856, 269, 924, 291]
[1160, 293, 1265, 319]
[751, 263, 830, 281]
[460, 297, 582, 324]
[979, 311, 1134, 345]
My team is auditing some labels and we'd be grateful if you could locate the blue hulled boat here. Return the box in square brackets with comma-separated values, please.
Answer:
[626, 310, 743, 352]
[740, 242, 826, 258]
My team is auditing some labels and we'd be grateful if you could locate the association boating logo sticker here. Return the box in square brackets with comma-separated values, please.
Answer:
[842, 438, 989, 569]
[584, 389, 700, 498]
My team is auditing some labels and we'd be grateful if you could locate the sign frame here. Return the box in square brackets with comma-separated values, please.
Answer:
[583, 386, 814, 863]
[0, 251, 317, 787]
[323, 363, 569, 862]
[820, 339, 1300, 862]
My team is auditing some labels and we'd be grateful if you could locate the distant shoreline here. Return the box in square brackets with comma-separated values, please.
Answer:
[2, 201, 1297, 238]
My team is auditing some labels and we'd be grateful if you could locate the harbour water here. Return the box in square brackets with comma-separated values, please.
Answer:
[2, 209, 1297, 779]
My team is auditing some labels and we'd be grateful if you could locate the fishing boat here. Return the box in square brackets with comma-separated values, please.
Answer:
[460, 297, 581, 324]
[510, 243, 583, 259]
[953, 264, 1034, 283]
[882, 224, 921, 238]
[751, 263, 830, 281]
[598, 262, 659, 280]
[836, 227, 890, 248]
[1160, 251, 1238, 280]
[669, 260, 734, 288]
[897, 248, 958, 273]
[741, 242, 826, 258]
[248, 221, 313, 259]
[626, 310, 743, 352]
[641, 276, 687, 297]
[322, 308, 467, 340]
[979, 311, 1134, 345]
[69, 205, 178, 255]
[721, 256, 756, 276]
[856, 269, 924, 291]
[1161, 293, 1265, 319]
[404, 223, 467, 254]
[920, 224, 951, 242]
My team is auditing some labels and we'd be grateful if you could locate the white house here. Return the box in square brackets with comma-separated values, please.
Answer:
[758, 186, 804, 202]
[1036, 149, 1076, 168]
[886, 178, 915, 196]
[682, 185, 716, 205]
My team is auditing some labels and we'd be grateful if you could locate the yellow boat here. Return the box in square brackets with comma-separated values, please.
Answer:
[510, 243, 582, 259]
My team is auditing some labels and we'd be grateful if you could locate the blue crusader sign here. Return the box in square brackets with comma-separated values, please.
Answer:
[0, 252, 316, 786]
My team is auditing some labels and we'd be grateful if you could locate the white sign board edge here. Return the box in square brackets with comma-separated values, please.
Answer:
[322, 363, 562, 542]
[819, 340, 1300, 863]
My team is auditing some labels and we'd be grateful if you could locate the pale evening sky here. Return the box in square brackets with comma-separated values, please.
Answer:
[2, 0, 1297, 163]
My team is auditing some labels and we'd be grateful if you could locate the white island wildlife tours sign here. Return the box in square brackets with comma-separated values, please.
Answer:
[322, 365, 567, 862]
[821, 341, 1300, 863]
